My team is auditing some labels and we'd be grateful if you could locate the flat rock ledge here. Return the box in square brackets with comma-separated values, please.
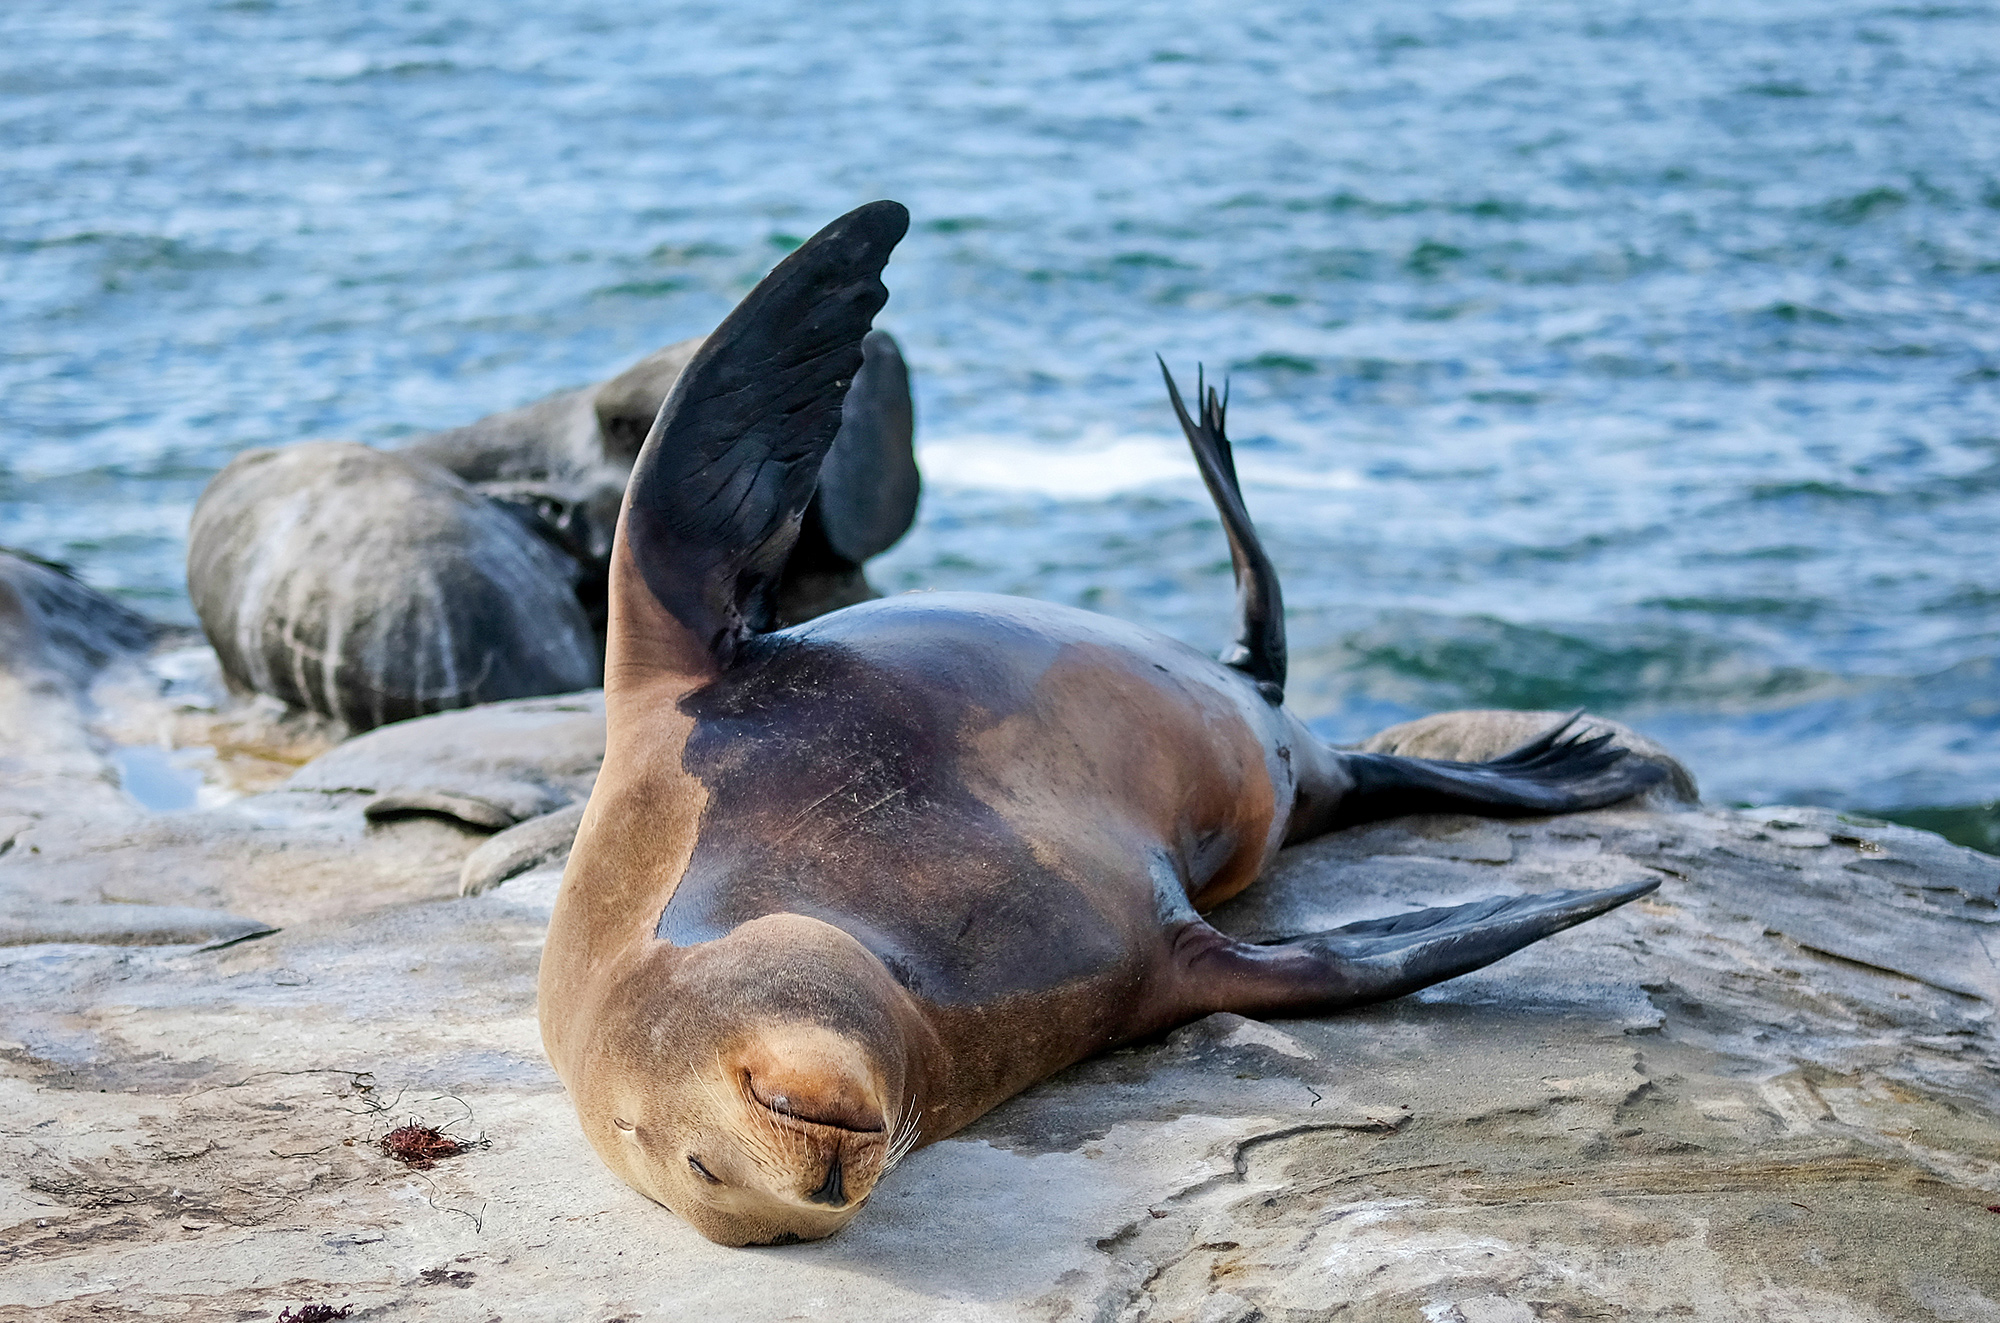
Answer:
[1, 628, 1997, 1319]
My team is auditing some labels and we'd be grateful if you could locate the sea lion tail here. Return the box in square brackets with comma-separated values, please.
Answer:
[607, 201, 910, 688]
[1158, 359, 1286, 704]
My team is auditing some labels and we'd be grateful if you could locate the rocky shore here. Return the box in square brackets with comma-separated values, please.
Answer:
[2, 554, 1996, 1321]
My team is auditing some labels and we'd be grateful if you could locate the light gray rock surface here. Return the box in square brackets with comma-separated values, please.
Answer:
[2, 606, 1996, 1321]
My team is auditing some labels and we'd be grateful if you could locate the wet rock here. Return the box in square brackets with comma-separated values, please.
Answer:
[0, 554, 146, 824]
[0, 550, 162, 686]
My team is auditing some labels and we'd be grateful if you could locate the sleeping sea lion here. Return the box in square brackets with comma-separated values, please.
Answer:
[539, 199, 1666, 1247]
[186, 320, 917, 731]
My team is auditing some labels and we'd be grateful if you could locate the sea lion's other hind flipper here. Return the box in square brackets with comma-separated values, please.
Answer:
[610, 201, 910, 684]
[1159, 360, 1285, 704]
[1181, 876, 1659, 1017]
[1297, 710, 1668, 837]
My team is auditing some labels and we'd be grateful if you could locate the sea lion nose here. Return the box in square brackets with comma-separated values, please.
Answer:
[804, 1157, 847, 1207]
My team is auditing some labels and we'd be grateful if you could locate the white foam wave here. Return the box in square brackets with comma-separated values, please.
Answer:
[916, 430, 1365, 500]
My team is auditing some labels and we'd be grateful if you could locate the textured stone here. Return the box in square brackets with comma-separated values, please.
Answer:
[0, 904, 274, 949]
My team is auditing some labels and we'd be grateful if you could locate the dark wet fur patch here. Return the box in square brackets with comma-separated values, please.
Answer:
[661, 630, 1130, 1004]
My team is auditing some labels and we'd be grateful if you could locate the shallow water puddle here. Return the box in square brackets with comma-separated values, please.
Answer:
[109, 744, 211, 812]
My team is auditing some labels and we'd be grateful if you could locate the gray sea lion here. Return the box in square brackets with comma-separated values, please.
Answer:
[188, 442, 601, 731]
[403, 328, 918, 633]
[539, 200, 1666, 1247]
[186, 319, 918, 731]
[1, 547, 162, 688]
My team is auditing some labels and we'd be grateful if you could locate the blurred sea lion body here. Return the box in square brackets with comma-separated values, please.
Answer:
[186, 321, 917, 731]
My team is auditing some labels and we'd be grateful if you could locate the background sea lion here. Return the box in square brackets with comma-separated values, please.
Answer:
[0, 547, 163, 689]
[186, 323, 918, 731]
[188, 441, 600, 731]
[540, 200, 1666, 1247]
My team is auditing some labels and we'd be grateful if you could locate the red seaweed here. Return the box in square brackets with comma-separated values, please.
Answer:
[379, 1122, 467, 1170]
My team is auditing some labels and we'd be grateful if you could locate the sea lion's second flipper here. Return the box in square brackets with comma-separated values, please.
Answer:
[460, 800, 589, 896]
[773, 330, 922, 625]
[1181, 876, 1659, 1017]
[814, 330, 919, 566]
[1321, 710, 1669, 831]
[611, 201, 909, 683]
[1159, 360, 1285, 704]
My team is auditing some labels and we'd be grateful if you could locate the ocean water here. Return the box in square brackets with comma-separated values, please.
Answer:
[3, 0, 1998, 832]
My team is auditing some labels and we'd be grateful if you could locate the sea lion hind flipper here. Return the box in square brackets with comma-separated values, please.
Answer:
[611, 201, 909, 681]
[1184, 876, 1660, 1016]
[1309, 714, 1669, 833]
[1477, 708, 1588, 766]
[460, 800, 588, 896]
[1158, 359, 1285, 703]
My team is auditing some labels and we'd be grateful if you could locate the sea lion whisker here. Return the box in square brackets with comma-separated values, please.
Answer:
[881, 1096, 922, 1173]
[690, 1050, 734, 1113]
[885, 1125, 917, 1173]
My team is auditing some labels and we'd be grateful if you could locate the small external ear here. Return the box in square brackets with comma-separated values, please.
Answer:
[811, 329, 919, 565]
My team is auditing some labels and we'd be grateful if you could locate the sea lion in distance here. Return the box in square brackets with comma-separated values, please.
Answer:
[541, 200, 1667, 1247]
[186, 323, 916, 732]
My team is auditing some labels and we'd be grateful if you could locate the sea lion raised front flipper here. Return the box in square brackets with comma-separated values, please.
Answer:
[1178, 875, 1661, 1017]
[609, 200, 910, 686]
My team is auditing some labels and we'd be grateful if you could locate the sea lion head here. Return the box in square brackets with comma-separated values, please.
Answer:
[569, 913, 926, 1246]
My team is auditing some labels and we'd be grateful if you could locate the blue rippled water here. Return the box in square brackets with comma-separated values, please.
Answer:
[3, 0, 1998, 832]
